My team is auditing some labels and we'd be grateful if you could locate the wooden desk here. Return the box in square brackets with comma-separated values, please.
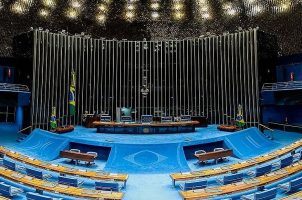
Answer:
[280, 190, 302, 200]
[194, 149, 233, 162]
[0, 166, 123, 200]
[170, 139, 302, 184]
[60, 150, 96, 163]
[0, 196, 9, 200]
[0, 146, 128, 184]
[180, 161, 302, 200]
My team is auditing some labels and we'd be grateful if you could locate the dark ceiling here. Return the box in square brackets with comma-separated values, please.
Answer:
[0, 0, 301, 57]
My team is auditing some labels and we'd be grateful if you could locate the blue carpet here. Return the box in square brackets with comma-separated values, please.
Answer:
[0, 124, 301, 200]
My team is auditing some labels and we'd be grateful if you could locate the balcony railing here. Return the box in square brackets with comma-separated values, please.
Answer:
[0, 83, 30, 93]
[262, 81, 302, 92]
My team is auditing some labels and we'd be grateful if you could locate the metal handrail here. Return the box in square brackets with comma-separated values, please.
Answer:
[0, 83, 30, 92]
[262, 81, 302, 92]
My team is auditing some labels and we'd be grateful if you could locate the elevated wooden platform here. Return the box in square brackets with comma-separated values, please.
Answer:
[93, 121, 200, 134]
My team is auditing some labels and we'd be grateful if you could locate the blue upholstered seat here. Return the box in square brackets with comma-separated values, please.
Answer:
[26, 192, 62, 200]
[58, 176, 84, 187]
[240, 188, 277, 200]
[0, 182, 23, 197]
[279, 176, 302, 192]
[95, 181, 121, 192]
[247, 164, 272, 177]
[217, 173, 243, 185]
[179, 180, 207, 191]
[280, 155, 294, 168]
[26, 168, 51, 180]
[3, 159, 17, 171]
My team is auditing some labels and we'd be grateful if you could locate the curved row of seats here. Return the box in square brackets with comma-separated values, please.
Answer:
[280, 189, 302, 200]
[170, 139, 302, 185]
[0, 146, 128, 199]
[0, 146, 128, 184]
[0, 165, 123, 199]
[180, 156, 302, 199]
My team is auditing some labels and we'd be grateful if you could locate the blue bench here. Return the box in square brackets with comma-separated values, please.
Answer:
[95, 181, 121, 192]
[26, 168, 51, 180]
[26, 192, 62, 200]
[217, 173, 243, 185]
[247, 164, 272, 177]
[241, 188, 277, 200]
[2, 159, 24, 171]
[0, 182, 23, 197]
[179, 180, 207, 191]
[280, 155, 294, 168]
[279, 176, 302, 192]
[58, 176, 83, 187]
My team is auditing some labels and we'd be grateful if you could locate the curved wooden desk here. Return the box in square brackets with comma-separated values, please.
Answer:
[93, 121, 200, 134]
[280, 190, 302, 200]
[171, 139, 302, 185]
[93, 121, 199, 127]
[180, 160, 302, 200]
[0, 196, 9, 200]
[0, 146, 128, 184]
[0, 166, 123, 199]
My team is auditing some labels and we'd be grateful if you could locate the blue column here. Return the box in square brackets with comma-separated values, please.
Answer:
[16, 106, 23, 130]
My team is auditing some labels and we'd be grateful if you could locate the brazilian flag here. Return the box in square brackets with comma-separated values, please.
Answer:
[50, 107, 57, 130]
[235, 104, 245, 128]
[69, 71, 76, 116]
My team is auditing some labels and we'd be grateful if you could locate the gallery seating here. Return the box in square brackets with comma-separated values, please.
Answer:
[170, 139, 302, 185]
[247, 164, 272, 177]
[0, 166, 123, 199]
[58, 176, 84, 187]
[0, 182, 23, 197]
[280, 190, 302, 200]
[216, 173, 243, 185]
[278, 176, 302, 193]
[2, 159, 24, 171]
[179, 180, 207, 191]
[95, 181, 122, 192]
[26, 192, 62, 200]
[240, 188, 277, 200]
[179, 160, 302, 200]
[26, 168, 52, 180]
[0, 146, 128, 184]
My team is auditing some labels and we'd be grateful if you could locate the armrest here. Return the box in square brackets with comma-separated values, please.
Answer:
[246, 171, 255, 176]
[216, 178, 223, 185]
[278, 183, 290, 191]
[17, 165, 25, 171]
[78, 180, 84, 186]
[272, 162, 280, 168]
[43, 174, 52, 179]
